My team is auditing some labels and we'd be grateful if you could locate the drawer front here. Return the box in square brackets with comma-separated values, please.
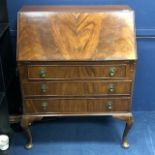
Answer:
[22, 81, 132, 97]
[27, 65, 126, 80]
[24, 98, 130, 114]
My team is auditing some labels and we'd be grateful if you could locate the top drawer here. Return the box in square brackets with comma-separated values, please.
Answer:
[27, 65, 126, 80]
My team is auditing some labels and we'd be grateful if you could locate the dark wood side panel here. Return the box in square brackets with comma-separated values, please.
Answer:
[23, 97, 130, 114]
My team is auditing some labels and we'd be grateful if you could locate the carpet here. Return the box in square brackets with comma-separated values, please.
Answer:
[9, 111, 155, 155]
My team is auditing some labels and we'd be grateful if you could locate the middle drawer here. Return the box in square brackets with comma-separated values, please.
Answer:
[22, 81, 132, 97]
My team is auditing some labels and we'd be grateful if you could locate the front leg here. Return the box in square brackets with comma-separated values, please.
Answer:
[20, 116, 33, 149]
[113, 114, 133, 148]
[122, 116, 133, 148]
[20, 115, 43, 149]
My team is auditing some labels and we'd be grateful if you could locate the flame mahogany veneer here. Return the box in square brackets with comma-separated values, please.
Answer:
[17, 5, 137, 149]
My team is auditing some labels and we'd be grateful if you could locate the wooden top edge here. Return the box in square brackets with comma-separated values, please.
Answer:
[19, 5, 132, 12]
[17, 58, 137, 62]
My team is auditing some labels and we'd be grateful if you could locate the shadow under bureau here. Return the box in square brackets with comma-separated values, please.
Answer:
[17, 5, 137, 149]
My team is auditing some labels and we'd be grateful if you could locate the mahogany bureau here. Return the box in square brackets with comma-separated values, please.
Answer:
[17, 5, 137, 149]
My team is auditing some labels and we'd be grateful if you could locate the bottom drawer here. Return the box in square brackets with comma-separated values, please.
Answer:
[24, 98, 130, 114]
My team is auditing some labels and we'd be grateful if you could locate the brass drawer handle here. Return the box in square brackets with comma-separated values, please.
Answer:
[108, 84, 115, 93]
[109, 67, 116, 77]
[41, 84, 48, 93]
[107, 101, 113, 110]
[41, 101, 48, 111]
[39, 69, 46, 78]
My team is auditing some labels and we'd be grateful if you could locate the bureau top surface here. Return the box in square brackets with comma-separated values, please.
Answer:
[19, 5, 131, 12]
[17, 5, 137, 61]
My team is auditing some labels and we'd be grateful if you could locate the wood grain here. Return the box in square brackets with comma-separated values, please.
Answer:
[22, 80, 132, 97]
[23, 97, 130, 114]
[18, 61, 136, 81]
[27, 64, 126, 80]
[17, 5, 137, 149]
[17, 6, 136, 61]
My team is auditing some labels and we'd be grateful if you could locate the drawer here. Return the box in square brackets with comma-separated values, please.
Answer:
[22, 80, 132, 97]
[23, 98, 130, 114]
[27, 65, 126, 80]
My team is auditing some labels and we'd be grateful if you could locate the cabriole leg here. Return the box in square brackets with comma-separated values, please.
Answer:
[20, 116, 33, 149]
[20, 115, 43, 149]
[122, 117, 133, 148]
[113, 114, 133, 148]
